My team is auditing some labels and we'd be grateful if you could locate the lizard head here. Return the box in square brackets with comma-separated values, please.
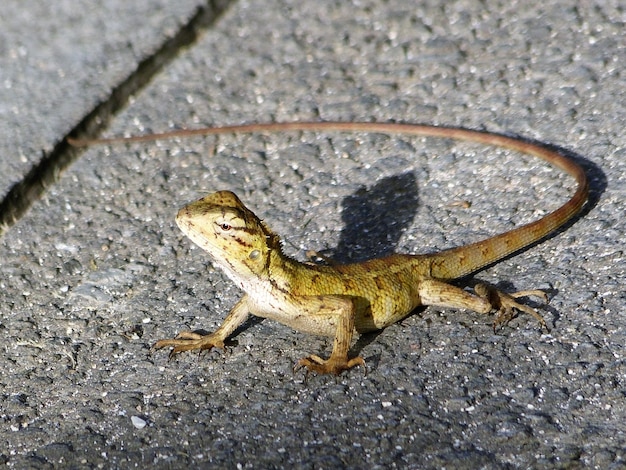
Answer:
[175, 191, 281, 283]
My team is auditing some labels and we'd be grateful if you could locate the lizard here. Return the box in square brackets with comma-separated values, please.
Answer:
[69, 122, 589, 375]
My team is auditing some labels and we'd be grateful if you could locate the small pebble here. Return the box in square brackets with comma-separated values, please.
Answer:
[131, 416, 147, 429]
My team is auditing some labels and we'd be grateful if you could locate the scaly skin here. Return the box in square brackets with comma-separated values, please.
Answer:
[70, 122, 588, 375]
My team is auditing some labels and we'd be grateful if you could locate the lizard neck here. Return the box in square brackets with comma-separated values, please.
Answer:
[228, 246, 306, 310]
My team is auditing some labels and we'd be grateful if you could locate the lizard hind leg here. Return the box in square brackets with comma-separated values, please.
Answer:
[417, 279, 549, 331]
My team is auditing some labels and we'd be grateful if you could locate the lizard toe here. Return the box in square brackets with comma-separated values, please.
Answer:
[153, 333, 224, 359]
[476, 283, 550, 332]
[296, 355, 365, 375]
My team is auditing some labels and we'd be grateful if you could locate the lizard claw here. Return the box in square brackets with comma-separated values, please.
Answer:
[295, 354, 366, 375]
[152, 331, 225, 358]
[474, 283, 550, 332]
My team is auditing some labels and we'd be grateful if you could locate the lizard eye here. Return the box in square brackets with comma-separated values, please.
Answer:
[217, 222, 232, 231]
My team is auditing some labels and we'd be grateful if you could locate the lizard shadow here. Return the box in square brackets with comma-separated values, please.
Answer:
[323, 172, 420, 263]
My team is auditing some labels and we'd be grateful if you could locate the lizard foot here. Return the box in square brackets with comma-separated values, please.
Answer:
[296, 354, 365, 375]
[152, 331, 225, 359]
[474, 283, 549, 332]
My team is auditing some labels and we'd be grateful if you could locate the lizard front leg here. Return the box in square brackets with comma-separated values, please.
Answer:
[153, 295, 250, 358]
[418, 279, 548, 329]
[280, 295, 365, 375]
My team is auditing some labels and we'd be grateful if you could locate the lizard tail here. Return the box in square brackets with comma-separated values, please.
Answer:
[421, 130, 589, 279]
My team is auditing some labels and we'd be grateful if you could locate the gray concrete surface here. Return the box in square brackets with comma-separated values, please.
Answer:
[1, 0, 625, 468]
[0, 0, 207, 197]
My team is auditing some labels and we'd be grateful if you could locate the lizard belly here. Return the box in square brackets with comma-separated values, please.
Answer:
[299, 268, 423, 333]
[241, 263, 423, 336]
[246, 293, 341, 337]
